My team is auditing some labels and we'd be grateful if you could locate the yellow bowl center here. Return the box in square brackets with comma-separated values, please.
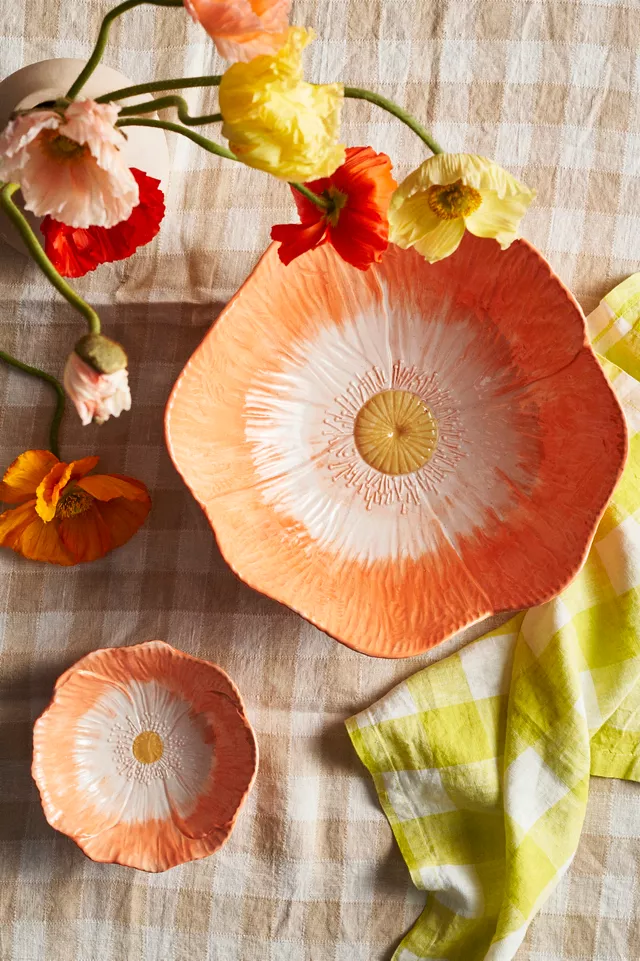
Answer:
[354, 389, 439, 475]
[132, 730, 164, 764]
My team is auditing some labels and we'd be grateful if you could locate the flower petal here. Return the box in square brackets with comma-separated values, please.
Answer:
[0, 499, 74, 565]
[271, 219, 328, 265]
[91, 492, 151, 551]
[413, 217, 466, 263]
[36, 462, 74, 522]
[57, 504, 113, 562]
[77, 473, 150, 503]
[220, 27, 345, 181]
[0, 110, 60, 178]
[41, 168, 165, 278]
[64, 354, 131, 426]
[0, 450, 59, 503]
[69, 456, 100, 480]
[465, 189, 531, 248]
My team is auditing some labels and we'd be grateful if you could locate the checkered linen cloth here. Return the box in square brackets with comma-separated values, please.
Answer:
[347, 276, 640, 961]
[2, 1, 640, 959]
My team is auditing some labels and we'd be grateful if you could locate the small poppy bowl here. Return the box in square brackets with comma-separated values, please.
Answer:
[166, 235, 627, 658]
[32, 641, 257, 872]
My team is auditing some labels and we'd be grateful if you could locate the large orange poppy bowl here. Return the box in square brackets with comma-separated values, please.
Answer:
[165, 235, 627, 658]
[32, 641, 258, 871]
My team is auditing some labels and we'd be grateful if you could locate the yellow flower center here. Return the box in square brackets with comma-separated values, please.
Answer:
[132, 730, 164, 765]
[325, 186, 348, 227]
[354, 389, 439, 475]
[39, 129, 90, 163]
[426, 179, 482, 220]
[55, 489, 93, 519]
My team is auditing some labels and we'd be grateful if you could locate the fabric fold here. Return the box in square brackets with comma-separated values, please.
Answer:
[347, 274, 640, 961]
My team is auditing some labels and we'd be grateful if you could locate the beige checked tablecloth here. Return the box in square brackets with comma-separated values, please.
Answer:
[1, 1, 640, 959]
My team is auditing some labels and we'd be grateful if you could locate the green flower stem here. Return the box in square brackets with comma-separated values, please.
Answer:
[96, 75, 222, 104]
[0, 351, 65, 458]
[290, 183, 330, 211]
[118, 95, 222, 126]
[116, 117, 237, 161]
[344, 86, 443, 155]
[66, 0, 185, 101]
[116, 119, 331, 211]
[0, 183, 101, 335]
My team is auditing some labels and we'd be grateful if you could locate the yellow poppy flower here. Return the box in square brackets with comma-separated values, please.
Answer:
[388, 153, 535, 263]
[219, 27, 345, 181]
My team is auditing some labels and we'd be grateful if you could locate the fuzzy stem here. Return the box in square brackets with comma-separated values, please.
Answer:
[116, 116, 237, 160]
[116, 118, 330, 210]
[344, 86, 443, 154]
[96, 75, 222, 104]
[66, 0, 185, 100]
[290, 182, 331, 211]
[0, 351, 65, 458]
[118, 95, 222, 126]
[0, 183, 101, 335]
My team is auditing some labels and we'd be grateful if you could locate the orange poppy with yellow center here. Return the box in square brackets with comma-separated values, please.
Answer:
[0, 449, 151, 565]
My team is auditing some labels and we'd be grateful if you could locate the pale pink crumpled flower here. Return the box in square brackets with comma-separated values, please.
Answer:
[185, 0, 290, 61]
[63, 352, 131, 426]
[0, 100, 139, 228]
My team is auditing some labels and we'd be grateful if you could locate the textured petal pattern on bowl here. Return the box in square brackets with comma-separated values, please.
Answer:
[32, 641, 257, 871]
[165, 236, 627, 658]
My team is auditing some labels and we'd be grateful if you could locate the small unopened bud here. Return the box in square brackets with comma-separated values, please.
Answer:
[64, 338, 131, 427]
[74, 333, 127, 375]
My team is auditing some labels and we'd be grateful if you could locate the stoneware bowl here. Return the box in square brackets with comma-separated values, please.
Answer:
[32, 640, 257, 871]
[165, 235, 628, 658]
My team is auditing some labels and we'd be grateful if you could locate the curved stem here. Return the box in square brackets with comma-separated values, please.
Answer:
[0, 351, 65, 458]
[119, 95, 222, 126]
[0, 183, 101, 335]
[117, 117, 237, 161]
[344, 87, 443, 155]
[116, 119, 331, 211]
[66, 0, 185, 100]
[290, 182, 330, 211]
[96, 75, 222, 104]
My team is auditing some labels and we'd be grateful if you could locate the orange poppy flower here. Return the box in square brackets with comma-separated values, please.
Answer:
[185, 0, 290, 62]
[0, 449, 151, 565]
[271, 146, 397, 271]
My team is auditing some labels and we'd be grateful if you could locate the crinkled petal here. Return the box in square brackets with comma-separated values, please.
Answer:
[41, 168, 165, 277]
[213, 29, 290, 61]
[465, 189, 531, 248]
[77, 473, 150, 503]
[64, 354, 131, 426]
[0, 110, 61, 178]
[271, 219, 328, 264]
[0, 450, 59, 504]
[397, 153, 533, 201]
[220, 27, 345, 181]
[57, 504, 113, 563]
[91, 492, 151, 550]
[36, 462, 74, 522]
[186, 0, 290, 61]
[0, 499, 74, 565]
[413, 216, 466, 263]
[69, 456, 100, 480]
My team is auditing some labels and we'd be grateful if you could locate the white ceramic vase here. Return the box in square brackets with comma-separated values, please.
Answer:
[0, 59, 169, 253]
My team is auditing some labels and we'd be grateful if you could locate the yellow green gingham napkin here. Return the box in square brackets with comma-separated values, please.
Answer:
[347, 275, 640, 961]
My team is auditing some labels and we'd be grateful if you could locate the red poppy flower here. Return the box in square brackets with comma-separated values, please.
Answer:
[40, 168, 165, 278]
[271, 146, 397, 271]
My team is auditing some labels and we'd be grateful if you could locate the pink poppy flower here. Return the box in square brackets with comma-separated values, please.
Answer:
[184, 0, 291, 62]
[0, 100, 139, 228]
